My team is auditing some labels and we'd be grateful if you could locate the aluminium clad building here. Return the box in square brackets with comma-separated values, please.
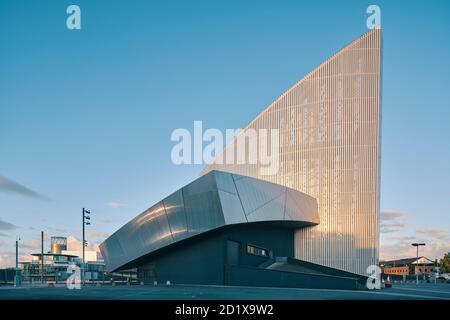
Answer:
[202, 29, 382, 276]
[100, 29, 381, 287]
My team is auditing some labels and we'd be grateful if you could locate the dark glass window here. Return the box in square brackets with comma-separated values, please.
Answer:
[247, 244, 268, 257]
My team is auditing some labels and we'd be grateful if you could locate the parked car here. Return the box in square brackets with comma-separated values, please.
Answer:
[437, 273, 449, 280]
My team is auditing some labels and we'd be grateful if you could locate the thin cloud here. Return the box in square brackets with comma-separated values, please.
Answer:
[66, 235, 100, 252]
[381, 228, 450, 261]
[380, 222, 405, 234]
[46, 225, 70, 234]
[416, 228, 450, 241]
[86, 230, 109, 239]
[380, 210, 406, 234]
[0, 218, 17, 231]
[380, 210, 405, 221]
[99, 218, 124, 224]
[387, 235, 415, 242]
[107, 201, 126, 209]
[0, 251, 31, 268]
[19, 241, 41, 250]
[381, 238, 450, 261]
[100, 218, 114, 224]
[0, 176, 48, 200]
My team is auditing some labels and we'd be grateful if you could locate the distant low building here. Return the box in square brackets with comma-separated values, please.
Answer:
[20, 253, 79, 282]
[18, 236, 108, 283]
[380, 257, 436, 276]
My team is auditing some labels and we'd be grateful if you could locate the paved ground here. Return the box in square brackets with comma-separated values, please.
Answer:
[0, 283, 449, 300]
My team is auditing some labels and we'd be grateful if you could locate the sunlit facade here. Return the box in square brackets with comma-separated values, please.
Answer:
[202, 29, 382, 275]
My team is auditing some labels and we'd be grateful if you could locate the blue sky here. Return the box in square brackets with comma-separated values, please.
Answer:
[0, 0, 449, 267]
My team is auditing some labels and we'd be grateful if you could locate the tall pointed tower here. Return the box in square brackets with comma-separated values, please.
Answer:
[202, 29, 382, 275]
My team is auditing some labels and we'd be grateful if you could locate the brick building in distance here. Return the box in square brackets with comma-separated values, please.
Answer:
[380, 257, 436, 276]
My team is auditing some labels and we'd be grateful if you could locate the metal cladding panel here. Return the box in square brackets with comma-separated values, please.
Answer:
[183, 170, 216, 196]
[163, 190, 189, 242]
[100, 170, 319, 272]
[115, 220, 142, 263]
[214, 170, 238, 194]
[138, 202, 173, 252]
[234, 176, 285, 215]
[246, 194, 286, 222]
[99, 234, 125, 272]
[217, 190, 247, 225]
[184, 189, 225, 233]
[201, 29, 381, 275]
[215, 171, 247, 225]
[285, 190, 319, 224]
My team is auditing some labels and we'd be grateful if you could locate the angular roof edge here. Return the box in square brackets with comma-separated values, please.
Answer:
[100, 170, 318, 272]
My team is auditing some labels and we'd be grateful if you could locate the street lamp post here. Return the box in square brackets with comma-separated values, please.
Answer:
[82, 208, 91, 285]
[411, 243, 426, 285]
[14, 236, 21, 287]
[41, 231, 44, 284]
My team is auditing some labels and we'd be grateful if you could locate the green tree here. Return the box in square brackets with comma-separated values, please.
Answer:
[439, 252, 450, 273]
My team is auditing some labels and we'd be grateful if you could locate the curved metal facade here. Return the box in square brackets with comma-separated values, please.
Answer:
[201, 29, 381, 275]
[100, 170, 319, 272]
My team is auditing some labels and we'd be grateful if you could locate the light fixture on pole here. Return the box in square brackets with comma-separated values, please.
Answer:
[82, 208, 92, 285]
[41, 231, 44, 284]
[411, 243, 425, 285]
[14, 236, 21, 287]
